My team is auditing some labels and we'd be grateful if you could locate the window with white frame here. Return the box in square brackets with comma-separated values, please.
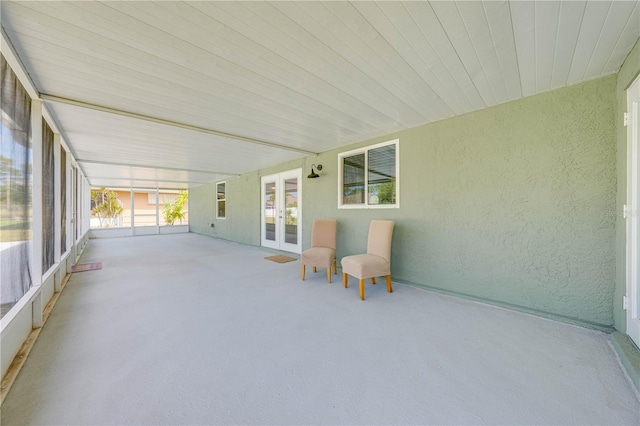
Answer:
[216, 182, 226, 219]
[338, 139, 399, 208]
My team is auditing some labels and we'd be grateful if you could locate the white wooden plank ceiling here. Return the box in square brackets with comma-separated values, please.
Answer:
[1, 1, 638, 189]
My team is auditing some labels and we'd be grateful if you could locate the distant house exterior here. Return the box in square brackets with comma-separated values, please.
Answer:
[90, 189, 188, 229]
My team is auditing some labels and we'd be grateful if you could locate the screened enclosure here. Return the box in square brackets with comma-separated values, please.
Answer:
[90, 188, 188, 230]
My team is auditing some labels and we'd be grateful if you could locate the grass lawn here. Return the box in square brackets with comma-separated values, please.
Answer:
[0, 219, 32, 243]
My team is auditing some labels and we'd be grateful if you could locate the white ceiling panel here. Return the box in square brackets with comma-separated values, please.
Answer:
[456, 1, 511, 104]
[350, 1, 456, 119]
[510, 0, 537, 97]
[431, 1, 499, 106]
[1, 0, 638, 190]
[45, 102, 307, 183]
[551, 1, 587, 89]
[80, 163, 221, 190]
[604, 2, 640, 74]
[535, 1, 562, 92]
[404, 1, 487, 112]
[483, 1, 522, 100]
[372, 2, 466, 115]
[586, 0, 640, 79]
[568, 1, 614, 84]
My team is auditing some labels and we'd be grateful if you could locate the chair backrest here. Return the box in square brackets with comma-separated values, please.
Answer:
[311, 219, 337, 249]
[366, 220, 394, 261]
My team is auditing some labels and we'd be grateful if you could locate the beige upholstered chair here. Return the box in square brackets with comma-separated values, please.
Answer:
[341, 220, 395, 300]
[301, 219, 337, 283]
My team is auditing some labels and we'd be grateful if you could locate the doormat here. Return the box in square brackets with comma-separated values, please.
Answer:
[71, 262, 102, 273]
[265, 255, 297, 264]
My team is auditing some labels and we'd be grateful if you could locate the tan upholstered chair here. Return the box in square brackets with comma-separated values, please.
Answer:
[341, 220, 395, 300]
[301, 219, 337, 283]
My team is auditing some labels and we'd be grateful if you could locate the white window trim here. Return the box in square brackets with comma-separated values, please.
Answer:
[216, 181, 226, 219]
[338, 139, 399, 209]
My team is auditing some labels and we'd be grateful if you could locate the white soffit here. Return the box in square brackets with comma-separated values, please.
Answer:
[1, 1, 639, 189]
[44, 102, 307, 188]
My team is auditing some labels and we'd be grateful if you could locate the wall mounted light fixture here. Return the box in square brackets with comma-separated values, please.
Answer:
[307, 164, 322, 178]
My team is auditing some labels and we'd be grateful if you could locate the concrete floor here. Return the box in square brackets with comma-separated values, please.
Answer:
[2, 233, 639, 425]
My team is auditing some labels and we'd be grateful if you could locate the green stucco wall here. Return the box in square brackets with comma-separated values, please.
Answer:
[615, 38, 640, 333]
[189, 171, 261, 245]
[191, 75, 618, 330]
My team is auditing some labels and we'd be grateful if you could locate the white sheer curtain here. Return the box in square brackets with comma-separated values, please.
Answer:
[60, 148, 66, 254]
[1, 54, 33, 318]
[42, 119, 54, 273]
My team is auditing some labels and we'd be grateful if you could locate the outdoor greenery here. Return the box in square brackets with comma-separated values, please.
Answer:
[369, 181, 396, 205]
[91, 187, 123, 228]
[162, 190, 188, 225]
[0, 218, 32, 243]
[1, 155, 33, 242]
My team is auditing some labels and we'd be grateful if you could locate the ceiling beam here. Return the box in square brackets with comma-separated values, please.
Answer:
[89, 177, 209, 184]
[77, 159, 239, 176]
[1, 27, 39, 99]
[91, 184, 187, 191]
[40, 94, 318, 156]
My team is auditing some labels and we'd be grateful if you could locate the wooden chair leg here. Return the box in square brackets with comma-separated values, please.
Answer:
[359, 279, 365, 300]
[343, 273, 348, 288]
[386, 275, 393, 293]
[333, 260, 337, 275]
[301, 264, 305, 281]
[313, 266, 317, 273]
[371, 277, 376, 285]
[326, 267, 331, 283]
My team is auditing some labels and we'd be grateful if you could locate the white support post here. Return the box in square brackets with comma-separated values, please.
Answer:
[85, 177, 90, 236]
[155, 189, 160, 230]
[130, 188, 135, 236]
[70, 165, 76, 260]
[31, 100, 44, 328]
[77, 172, 81, 249]
[78, 173, 85, 242]
[64, 151, 70, 256]
[32, 293, 43, 329]
[78, 174, 83, 239]
[77, 174, 82, 242]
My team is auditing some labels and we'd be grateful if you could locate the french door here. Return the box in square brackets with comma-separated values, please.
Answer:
[261, 169, 302, 254]
[627, 75, 640, 347]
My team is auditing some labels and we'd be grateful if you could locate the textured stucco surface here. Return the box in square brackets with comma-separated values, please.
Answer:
[189, 172, 261, 246]
[615, 38, 640, 333]
[191, 76, 618, 329]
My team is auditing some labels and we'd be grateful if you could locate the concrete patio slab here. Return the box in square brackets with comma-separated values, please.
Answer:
[2, 233, 639, 425]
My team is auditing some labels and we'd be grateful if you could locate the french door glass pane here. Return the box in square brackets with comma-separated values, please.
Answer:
[284, 178, 298, 244]
[264, 181, 276, 241]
